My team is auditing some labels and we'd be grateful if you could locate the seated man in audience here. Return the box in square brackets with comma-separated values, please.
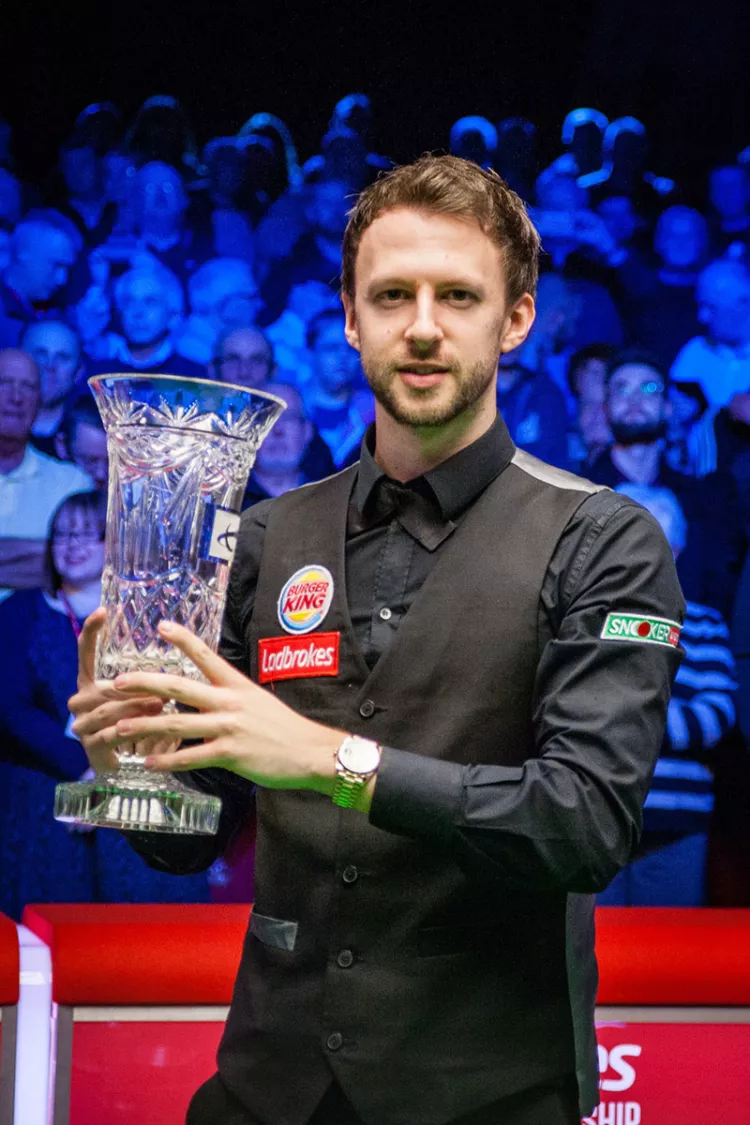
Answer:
[175, 257, 262, 365]
[211, 331, 336, 483]
[671, 258, 750, 409]
[0, 216, 78, 347]
[598, 485, 737, 906]
[242, 383, 316, 508]
[0, 348, 91, 600]
[55, 393, 108, 491]
[87, 264, 204, 378]
[495, 350, 570, 469]
[209, 326, 275, 388]
[21, 320, 84, 455]
[567, 343, 613, 470]
[588, 348, 743, 613]
[301, 307, 374, 469]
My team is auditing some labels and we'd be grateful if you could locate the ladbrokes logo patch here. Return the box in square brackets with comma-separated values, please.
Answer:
[258, 632, 340, 684]
[278, 565, 334, 634]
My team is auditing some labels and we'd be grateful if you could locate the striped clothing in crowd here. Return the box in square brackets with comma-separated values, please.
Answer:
[644, 599, 738, 836]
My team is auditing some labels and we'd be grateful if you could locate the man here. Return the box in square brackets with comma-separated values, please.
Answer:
[0, 217, 77, 347]
[211, 330, 335, 485]
[567, 343, 613, 470]
[671, 258, 750, 409]
[242, 383, 314, 507]
[495, 350, 570, 469]
[20, 320, 84, 455]
[55, 393, 108, 491]
[87, 265, 205, 378]
[175, 257, 263, 366]
[588, 349, 741, 613]
[302, 307, 374, 468]
[70, 155, 683, 1125]
[598, 485, 737, 906]
[0, 348, 91, 600]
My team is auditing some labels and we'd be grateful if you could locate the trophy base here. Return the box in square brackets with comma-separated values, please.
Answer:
[54, 769, 221, 835]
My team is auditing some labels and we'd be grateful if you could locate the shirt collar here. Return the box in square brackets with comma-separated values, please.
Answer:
[353, 413, 516, 522]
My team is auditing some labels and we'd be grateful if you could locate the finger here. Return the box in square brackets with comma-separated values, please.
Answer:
[72, 697, 165, 738]
[116, 712, 233, 742]
[144, 740, 226, 772]
[69, 680, 155, 716]
[78, 608, 107, 686]
[112, 671, 226, 710]
[156, 621, 248, 688]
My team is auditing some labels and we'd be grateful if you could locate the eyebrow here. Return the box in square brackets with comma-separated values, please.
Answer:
[365, 276, 486, 296]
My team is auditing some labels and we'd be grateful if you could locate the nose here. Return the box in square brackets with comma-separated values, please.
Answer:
[404, 292, 443, 351]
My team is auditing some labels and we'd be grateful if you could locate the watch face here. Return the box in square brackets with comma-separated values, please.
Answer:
[339, 738, 381, 774]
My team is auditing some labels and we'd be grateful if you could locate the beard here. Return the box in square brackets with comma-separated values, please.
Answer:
[610, 417, 668, 445]
[361, 354, 498, 427]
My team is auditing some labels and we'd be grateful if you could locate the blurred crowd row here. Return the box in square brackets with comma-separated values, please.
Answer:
[0, 94, 749, 916]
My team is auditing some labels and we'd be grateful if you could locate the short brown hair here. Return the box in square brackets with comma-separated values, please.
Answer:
[341, 154, 541, 305]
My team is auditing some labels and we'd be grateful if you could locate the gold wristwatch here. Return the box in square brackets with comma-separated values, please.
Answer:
[332, 735, 382, 809]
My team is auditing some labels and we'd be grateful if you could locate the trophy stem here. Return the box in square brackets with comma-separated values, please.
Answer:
[54, 756, 221, 835]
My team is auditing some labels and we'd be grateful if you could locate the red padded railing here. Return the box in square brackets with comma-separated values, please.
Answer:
[0, 911, 19, 1006]
[20, 904, 750, 1008]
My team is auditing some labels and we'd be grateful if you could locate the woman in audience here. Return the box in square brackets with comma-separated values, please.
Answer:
[0, 490, 209, 919]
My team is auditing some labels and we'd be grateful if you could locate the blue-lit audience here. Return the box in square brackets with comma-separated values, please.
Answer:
[0, 93, 749, 915]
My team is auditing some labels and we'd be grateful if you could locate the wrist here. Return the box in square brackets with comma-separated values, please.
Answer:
[306, 724, 347, 797]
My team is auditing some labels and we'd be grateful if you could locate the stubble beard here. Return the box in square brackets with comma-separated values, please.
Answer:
[362, 355, 499, 428]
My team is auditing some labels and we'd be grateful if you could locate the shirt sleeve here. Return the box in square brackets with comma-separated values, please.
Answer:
[369, 492, 687, 893]
[126, 501, 272, 875]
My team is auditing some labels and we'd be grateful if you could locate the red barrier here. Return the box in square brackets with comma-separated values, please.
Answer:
[0, 912, 19, 1006]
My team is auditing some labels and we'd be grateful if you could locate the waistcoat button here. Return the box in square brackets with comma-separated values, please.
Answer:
[326, 1031, 343, 1051]
[379, 607, 392, 621]
[337, 949, 354, 968]
[359, 699, 375, 718]
[342, 865, 358, 884]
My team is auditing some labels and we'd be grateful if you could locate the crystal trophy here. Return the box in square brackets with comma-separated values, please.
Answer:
[54, 374, 284, 835]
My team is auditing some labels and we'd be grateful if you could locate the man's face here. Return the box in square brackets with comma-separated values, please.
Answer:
[657, 213, 705, 270]
[311, 318, 361, 395]
[309, 181, 349, 239]
[255, 386, 311, 473]
[709, 167, 746, 219]
[135, 162, 186, 230]
[607, 363, 668, 445]
[0, 350, 40, 441]
[120, 276, 172, 347]
[343, 207, 533, 428]
[696, 267, 750, 346]
[23, 323, 81, 408]
[62, 146, 100, 198]
[69, 422, 108, 490]
[19, 230, 76, 302]
[214, 329, 273, 388]
[575, 357, 612, 447]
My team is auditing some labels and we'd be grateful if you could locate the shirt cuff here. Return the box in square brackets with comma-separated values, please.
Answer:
[368, 746, 465, 843]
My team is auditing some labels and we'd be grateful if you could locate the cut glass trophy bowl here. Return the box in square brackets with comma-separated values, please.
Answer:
[54, 374, 284, 835]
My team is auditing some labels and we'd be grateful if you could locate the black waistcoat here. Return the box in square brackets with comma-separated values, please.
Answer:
[217, 454, 602, 1125]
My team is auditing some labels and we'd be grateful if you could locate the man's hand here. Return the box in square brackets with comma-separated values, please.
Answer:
[108, 621, 345, 796]
[69, 608, 172, 772]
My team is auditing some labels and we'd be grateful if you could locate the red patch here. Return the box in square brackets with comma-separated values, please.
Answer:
[637, 622, 651, 637]
[258, 632, 340, 684]
[668, 626, 681, 646]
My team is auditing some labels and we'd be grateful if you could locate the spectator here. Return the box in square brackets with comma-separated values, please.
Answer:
[175, 257, 262, 366]
[55, 394, 108, 491]
[123, 95, 201, 179]
[302, 308, 374, 468]
[0, 167, 22, 230]
[588, 348, 742, 611]
[0, 489, 209, 919]
[449, 116, 498, 169]
[598, 485, 737, 906]
[0, 349, 91, 601]
[626, 206, 707, 368]
[210, 326, 275, 387]
[130, 160, 207, 277]
[495, 352, 570, 469]
[708, 165, 750, 250]
[671, 258, 750, 408]
[242, 383, 315, 506]
[260, 179, 350, 321]
[212, 336, 335, 483]
[495, 116, 537, 200]
[567, 343, 614, 469]
[578, 116, 676, 213]
[87, 264, 204, 378]
[0, 217, 78, 347]
[56, 138, 113, 245]
[561, 107, 608, 176]
[21, 320, 84, 455]
[514, 273, 582, 409]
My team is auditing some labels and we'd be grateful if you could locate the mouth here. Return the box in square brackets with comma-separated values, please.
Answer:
[396, 365, 451, 388]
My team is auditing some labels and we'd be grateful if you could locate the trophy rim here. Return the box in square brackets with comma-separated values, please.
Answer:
[86, 371, 288, 412]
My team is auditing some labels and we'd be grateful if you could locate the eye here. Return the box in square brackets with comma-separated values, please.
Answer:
[379, 289, 408, 302]
[444, 289, 475, 304]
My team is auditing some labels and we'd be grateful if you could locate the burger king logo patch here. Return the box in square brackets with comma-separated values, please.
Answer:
[278, 565, 334, 635]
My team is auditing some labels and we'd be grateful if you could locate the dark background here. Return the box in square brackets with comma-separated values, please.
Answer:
[1, 0, 748, 199]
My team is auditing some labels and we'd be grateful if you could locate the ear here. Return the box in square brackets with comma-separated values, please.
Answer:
[341, 292, 361, 352]
[499, 293, 536, 355]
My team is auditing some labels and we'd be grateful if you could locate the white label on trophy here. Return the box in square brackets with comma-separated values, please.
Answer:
[208, 507, 240, 563]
